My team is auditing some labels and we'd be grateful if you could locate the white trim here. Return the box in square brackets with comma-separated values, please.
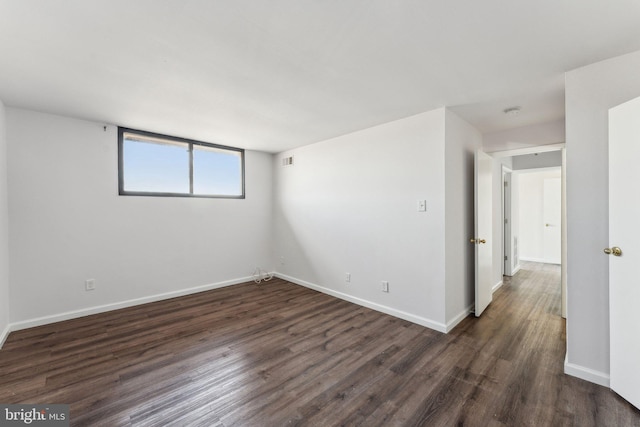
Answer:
[276, 273, 448, 333]
[8, 275, 254, 333]
[445, 304, 474, 333]
[519, 256, 561, 265]
[515, 166, 562, 175]
[502, 166, 512, 278]
[511, 264, 521, 275]
[0, 323, 10, 348]
[489, 143, 565, 158]
[492, 280, 503, 293]
[564, 354, 610, 387]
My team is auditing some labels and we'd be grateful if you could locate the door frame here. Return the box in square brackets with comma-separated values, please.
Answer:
[502, 165, 513, 276]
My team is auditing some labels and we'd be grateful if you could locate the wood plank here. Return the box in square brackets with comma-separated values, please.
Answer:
[0, 266, 638, 426]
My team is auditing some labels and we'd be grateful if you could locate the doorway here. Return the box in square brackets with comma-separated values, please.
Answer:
[493, 145, 566, 318]
[518, 167, 562, 264]
[502, 167, 515, 276]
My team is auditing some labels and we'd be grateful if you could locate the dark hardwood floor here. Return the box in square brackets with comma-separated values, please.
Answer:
[1, 262, 639, 426]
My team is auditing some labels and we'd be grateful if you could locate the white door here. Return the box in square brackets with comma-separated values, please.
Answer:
[474, 150, 493, 317]
[608, 97, 640, 409]
[543, 178, 561, 264]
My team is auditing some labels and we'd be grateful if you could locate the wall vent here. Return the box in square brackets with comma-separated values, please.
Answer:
[282, 156, 294, 166]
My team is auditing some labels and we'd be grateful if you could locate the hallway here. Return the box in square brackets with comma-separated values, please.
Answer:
[463, 261, 638, 425]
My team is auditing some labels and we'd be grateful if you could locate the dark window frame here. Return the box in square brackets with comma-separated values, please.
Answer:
[118, 127, 245, 199]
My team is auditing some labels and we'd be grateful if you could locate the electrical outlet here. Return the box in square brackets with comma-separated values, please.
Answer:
[85, 279, 96, 291]
[382, 281, 389, 292]
[417, 200, 427, 212]
[346, 273, 351, 283]
[280, 256, 285, 265]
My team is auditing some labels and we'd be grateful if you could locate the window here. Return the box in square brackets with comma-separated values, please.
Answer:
[118, 127, 245, 198]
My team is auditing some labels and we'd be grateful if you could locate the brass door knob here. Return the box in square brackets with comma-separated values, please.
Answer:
[604, 247, 623, 256]
[470, 238, 487, 244]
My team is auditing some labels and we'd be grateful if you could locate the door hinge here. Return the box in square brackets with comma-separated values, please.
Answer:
[504, 218, 508, 224]
[504, 255, 508, 261]
[504, 181, 508, 187]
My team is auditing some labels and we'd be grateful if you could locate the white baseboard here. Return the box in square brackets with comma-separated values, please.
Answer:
[0, 322, 10, 348]
[504, 264, 521, 277]
[8, 275, 255, 334]
[445, 304, 474, 333]
[564, 354, 610, 387]
[276, 273, 448, 333]
[492, 280, 503, 293]
[520, 257, 561, 265]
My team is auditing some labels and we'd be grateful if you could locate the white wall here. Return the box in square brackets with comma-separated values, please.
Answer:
[565, 48, 640, 385]
[0, 99, 9, 345]
[512, 151, 562, 170]
[6, 108, 274, 326]
[274, 109, 447, 329]
[274, 108, 475, 331]
[483, 119, 565, 153]
[518, 169, 562, 263]
[444, 110, 481, 324]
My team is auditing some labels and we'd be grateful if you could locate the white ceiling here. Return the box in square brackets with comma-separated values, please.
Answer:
[1, 1, 640, 153]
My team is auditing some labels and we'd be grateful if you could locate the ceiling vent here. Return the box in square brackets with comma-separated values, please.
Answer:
[503, 106, 521, 116]
[282, 156, 294, 166]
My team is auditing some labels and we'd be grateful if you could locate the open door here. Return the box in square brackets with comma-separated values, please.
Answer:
[608, 98, 640, 409]
[473, 150, 493, 317]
